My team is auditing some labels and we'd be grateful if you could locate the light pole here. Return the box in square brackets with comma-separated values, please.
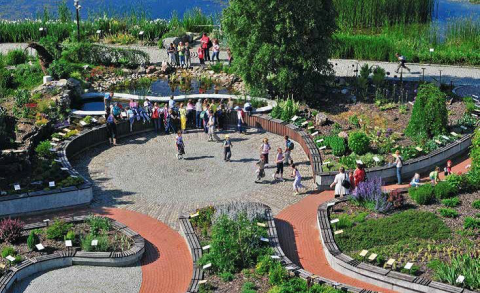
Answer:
[74, 0, 81, 42]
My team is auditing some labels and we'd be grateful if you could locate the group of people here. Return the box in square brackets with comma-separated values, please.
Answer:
[410, 160, 453, 187]
[166, 33, 233, 67]
[330, 163, 367, 198]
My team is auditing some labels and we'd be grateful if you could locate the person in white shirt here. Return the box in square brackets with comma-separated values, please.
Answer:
[195, 99, 203, 129]
[212, 39, 220, 62]
[330, 167, 350, 198]
[291, 163, 306, 195]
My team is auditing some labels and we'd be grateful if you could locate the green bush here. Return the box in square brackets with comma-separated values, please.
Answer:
[241, 281, 256, 293]
[219, 271, 235, 282]
[348, 131, 370, 155]
[464, 217, 480, 229]
[441, 197, 460, 207]
[5, 49, 28, 66]
[434, 181, 456, 199]
[86, 215, 111, 236]
[430, 255, 480, 290]
[464, 97, 476, 114]
[27, 230, 40, 250]
[255, 254, 275, 275]
[473, 200, 480, 209]
[1, 246, 16, 258]
[325, 136, 347, 156]
[446, 173, 469, 191]
[48, 59, 76, 79]
[46, 219, 73, 240]
[64, 230, 76, 242]
[35, 140, 53, 159]
[349, 115, 361, 128]
[268, 261, 288, 286]
[80, 233, 111, 252]
[335, 210, 451, 253]
[438, 208, 459, 218]
[409, 185, 435, 205]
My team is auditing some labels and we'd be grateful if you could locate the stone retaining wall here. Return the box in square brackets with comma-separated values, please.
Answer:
[0, 215, 145, 293]
[316, 133, 473, 190]
[317, 198, 478, 293]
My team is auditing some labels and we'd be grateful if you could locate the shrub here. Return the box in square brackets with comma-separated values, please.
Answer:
[464, 97, 476, 114]
[1, 246, 16, 258]
[0, 218, 24, 243]
[190, 206, 215, 232]
[241, 282, 256, 293]
[438, 208, 459, 218]
[86, 215, 111, 236]
[48, 59, 76, 79]
[268, 261, 288, 286]
[473, 200, 480, 209]
[5, 49, 27, 65]
[434, 181, 456, 199]
[325, 136, 347, 156]
[350, 177, 392, 213]
[255, 254, 275, 275]
[335, 210, 451, 253]
[409, 185, 435, 205]
[64, 230, 76, 242]
[430, 255, 480, 290]
[349, 115, 361, 128]
[446, 173, 469, 191]
[46, 219, 73, 240]
[81, 233, 111, 252]
[348, 131, 370, 155]
[464, 217, 480, 229]
[220, 272, 235, 282]
[35, 140, 53, 159]
[83, 115, 92, 124]
[441, 197, 460, 207]
[27, 230, 40, 250]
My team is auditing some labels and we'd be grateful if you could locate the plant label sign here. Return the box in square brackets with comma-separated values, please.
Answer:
[359, 250, 368, 257]
[271, 255, 280, 259]
[202, 245, 211, 250]
[386, 258, 395, 266]
[256, 222, 267, 227]
[404, 262, 413, 270]
[49, 181, 55, 187]
[311, 131, 319, 136]
[96, 30, 102, 34]
[61, 168, 69, 171]
[91, 240, 98, 246]
[307, 126, 315, 130]
[36, 244, 45, 251]
[319, 146, 326, 150]
[301, 121, 309, 126]
[260, 237, 269, 242]
[139, 31, 144, 35]
[442, 135, 450, 140]
[198, 280, 207, 285]
[291, 116, 298, 121]
[6, 255, 15, 262]
[373, 157, 380, 162]
[356, 160, 363, 165]
[368, 253, 378, 261]
[456, 275, 465, 284]
[330, 219, 339, 224]
[80, 121, 87, 126]
[190, 213, 199, 218]
[65, 240, 72, 247]
[202, 263, 212, 269]
[14, 184, 20, 191]
[435, 140, 442, 145]
[334, 230, 343, 235]
[450, 132, 459, 137]
[327, 202, 335, 207]
[323, 161, 331, 165]
[316, 139, 324, 143]
[461, 126, 468, 130]
[91, 118, 98, 123]
[50, 142, 57, 146]
[415, 147, 423, 152]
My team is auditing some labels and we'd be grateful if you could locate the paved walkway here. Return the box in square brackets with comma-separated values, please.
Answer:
[275, 157, 472, 293]
[2, 43, 479, 86]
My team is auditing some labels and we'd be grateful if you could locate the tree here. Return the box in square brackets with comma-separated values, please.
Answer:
[405, 84, 448, 142]
[222, 0, 336, 99]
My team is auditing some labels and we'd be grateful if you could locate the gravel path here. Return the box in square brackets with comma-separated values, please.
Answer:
[72, 128, 314, 230]
[2, 43, 479, 87]
[8, 263, 142, 293]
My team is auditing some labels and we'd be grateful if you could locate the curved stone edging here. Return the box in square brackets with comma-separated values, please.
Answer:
[179, 204, 367, 293]
[317, 198, 478, 293]
[316, 133, 473, 190]
[0, 215, 145, 293]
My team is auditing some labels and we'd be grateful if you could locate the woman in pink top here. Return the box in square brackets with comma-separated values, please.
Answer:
[129, 99, 138, 109]
[200, 32, 211, 61]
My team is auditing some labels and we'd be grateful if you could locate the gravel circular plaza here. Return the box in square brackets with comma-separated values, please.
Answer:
[9, 263, 142, 293]
[72, 128, 314, 229]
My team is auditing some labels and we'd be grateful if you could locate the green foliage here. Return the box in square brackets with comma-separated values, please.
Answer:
[35, 140, 53, 159]
[405, 84, 448, 142]
[441, 197, 460, 208]
[438, 208, 459, 218]
[434, 181, 456, 199]
[48, 59, 76, 79]
[348, 131, 370, 155]
[270, 98, 300, 122]
[86, 216, 111, 236]
[349, 115, 361, 128]
[1, 246, 16, 258]
[81, 233, 111, 252]
[13, 63, 44, 90]
[27, 230, 40, 250]
[46, 219, 73, 240]
[268, 261, 288, 286]
[335, 210, 451, 253]
[190, 206, 215, 233]
[372, 66, 386, 87]
[222, 0, 336, 99]
[446, 173, 469, 191]
[464, 217, 480, 229]
[255, 254, 275, 275]
[64, 230, 76, 241]
[219, 271, 235, 282]
[430, 255, 480, 290]
[409, 185, 435, 205]
[241, 282, 256, 293]
[83, 115, 92, 125]
[199, 213, 269, 274]
[321, 136, 347, 156]
[473, 200, 480, 209]
[5, 49, 28, 66]
[464, 97, 476, 114]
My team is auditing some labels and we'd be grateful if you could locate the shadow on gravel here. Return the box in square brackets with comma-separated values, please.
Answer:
[274, 218, 301, 265]
[183, 155, 215, 161]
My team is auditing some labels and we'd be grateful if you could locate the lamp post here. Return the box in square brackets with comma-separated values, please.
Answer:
[74, 0, 81, 42]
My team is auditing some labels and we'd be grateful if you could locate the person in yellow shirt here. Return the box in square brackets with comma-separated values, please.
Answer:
[179, 102, 187, 133]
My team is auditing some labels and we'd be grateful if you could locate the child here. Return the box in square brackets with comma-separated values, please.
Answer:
[291, 163, 306, 195]
[430, 167, 441, 185]
[260, 138, 271, 165]
[198, 47, 204, 65]
[273, 148, 285, 181]
[255, 154, 266, 183]
[445, 160, 453, 176]
[223, 135, 233, 162]
[175, 131, 185, 160]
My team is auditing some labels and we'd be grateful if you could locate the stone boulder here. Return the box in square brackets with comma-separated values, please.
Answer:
[315, 113, 329, 126]
[162, 34, 193, 49]
[338, 131, 348, 139]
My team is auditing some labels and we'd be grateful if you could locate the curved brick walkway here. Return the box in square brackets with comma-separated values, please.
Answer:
[276, 158, 472, 293]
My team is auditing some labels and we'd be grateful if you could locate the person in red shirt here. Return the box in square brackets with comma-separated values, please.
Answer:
[197, 47, 204, 64]
[200, 32, 211, 62]
[353, 163, 366, 188]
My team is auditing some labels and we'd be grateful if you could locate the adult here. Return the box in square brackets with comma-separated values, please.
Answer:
[236, 106, 245, 134]
[283, 136, 294, 166]
[260, 138, 271, 165]
[430, 167, 441, 185]
[217, 103, 224, 130]
[151, 102, 161, 134]
[395, 53, 411, 73]
[186, 99, 195, 128]
[126, 106, 135, 132]
[273, 148, 285, 181]
[227, 98, 234, 112]
[207, 110, 217, 141]
[144, 98, 152, 117]
[223, 135, 233, 162]
[168, 95, 175, 109]
[179, 102, 187, 133]
[167, 43, 176, 66]
[394, 150, 403, 184]
[105, 113, 118, 146]
[165, 108, 176, 135]
[227, 48, 233, 66]
[112, 102, 122, 120]
[244, 101, 253, 114]
[330, 167, 350, 198]
[200, 32, 211, 62]
[353, 163, 366, 188]
[185, 42, 192, 68]
[178, 42, 186, 68]
[104, 90, 114, 111]
[291, 163, 306, 195]
[212, 39, 220, 62]
[195, 99, 203, 129]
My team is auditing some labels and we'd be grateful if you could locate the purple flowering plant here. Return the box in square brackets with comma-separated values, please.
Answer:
[350, 177, 392, 213]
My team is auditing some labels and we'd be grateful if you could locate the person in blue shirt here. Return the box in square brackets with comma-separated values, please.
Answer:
[168, 96, 175, 109]
[104, 91, 114, 111]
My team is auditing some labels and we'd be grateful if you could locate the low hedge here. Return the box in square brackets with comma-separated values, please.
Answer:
[409, 185, 435, 205]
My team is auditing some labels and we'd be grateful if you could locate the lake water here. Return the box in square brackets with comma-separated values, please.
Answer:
[0, 0, 478, 22]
